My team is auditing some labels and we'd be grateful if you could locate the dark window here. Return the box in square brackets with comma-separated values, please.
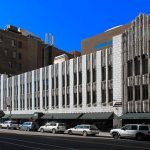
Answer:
[79, 72, 82, 84]
[52, 96, 54, 107]
[102, 67, 106, 81]
[67, 74, 69, 86]
[87, 70, 90, 83]
[127, 60, 133, 77]
[62, 75, 65, 87]
[135, 86, 140, 101]
[4, 50, 8, 56]
[12, 51, 17, 58]
[18, 53, 22, 59]
[142, 85, 148, 100]
[18, 64, 22, 71]
[62, 95, 65, 106]
[108, 89, 113, 102]
[128, 86, 133, 101]
[38, 80, 40, 91]
[34, 81, 36, 92]
[56, 76, 58, 88]
[11, 39, 16, 47]
[131, 125, 138, 130]
[102, 89, 106, 103]
[93, 68, 96, 82]
[108, 65, 112, 80]
[92, 91, 96, 104]
[38, 97, 40, 108]
[74, 72, 77, 85]
[43, 80, 45, 90]
[67, 93, 69, 106]
[8, 62, 12, 68]
[134, 56, 140, 75]
[46, 79, 48, 90]
[43, 97, 45, 108]
[18, 41, 22, 48]
[74, 93, 77, 106]
[52, 78, 54, 89]
[87, 91, 91, 104]
[46, 96, 49, 108]
[56, 95, 58, 106]
[79, 92, 82, 105]
[142, 55, 148, 74]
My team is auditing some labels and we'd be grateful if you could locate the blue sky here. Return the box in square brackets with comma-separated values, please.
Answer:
[0, 0, 149, 52]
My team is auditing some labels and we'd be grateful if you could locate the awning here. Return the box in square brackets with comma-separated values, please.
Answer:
[42, 113, 82, 119]
[80, 112, 114, 120]
[2, 114, 33, 119]
[119, 113, 150, 119]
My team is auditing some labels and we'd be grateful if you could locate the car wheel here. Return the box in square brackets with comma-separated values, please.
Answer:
[40, 128, 44, 133]
[83, 131, 88, 136]
[136, 134, 144, 141]
[52, 129, 56, 134]
[68, 130, 72, 135]
[112, 132, 120, 139]
[27, 127, 30, 132]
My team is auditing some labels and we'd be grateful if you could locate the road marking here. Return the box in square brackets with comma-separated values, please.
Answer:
[0, 137, 78, 150]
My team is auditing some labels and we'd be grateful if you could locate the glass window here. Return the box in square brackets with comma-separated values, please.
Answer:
[139, 126, 149, 130]
[131, 125, 138, 130]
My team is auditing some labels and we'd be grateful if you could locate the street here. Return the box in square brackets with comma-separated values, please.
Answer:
[0, 131, 150, 150]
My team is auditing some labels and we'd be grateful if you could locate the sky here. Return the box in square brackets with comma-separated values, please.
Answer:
[0, 0, 150, 52]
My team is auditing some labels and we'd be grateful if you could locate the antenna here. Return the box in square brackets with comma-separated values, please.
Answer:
[45, 33, 48, 44]
[45, 33, 54, 46]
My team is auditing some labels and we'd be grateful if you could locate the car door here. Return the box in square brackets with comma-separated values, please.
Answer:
[120, 125, 132, 137]
[44, 123, 50, 132]
[72, 125, 80, 134]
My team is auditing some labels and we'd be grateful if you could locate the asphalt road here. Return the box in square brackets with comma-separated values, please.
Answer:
[0, 132, 150, 150]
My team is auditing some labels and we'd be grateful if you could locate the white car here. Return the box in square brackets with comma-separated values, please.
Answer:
[0, 120, 19, 129]
[110, 124, 150, 140]
[38, 122, 66, 134]
[66, 124, 99, 136]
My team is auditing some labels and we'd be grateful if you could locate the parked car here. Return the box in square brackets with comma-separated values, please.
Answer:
[110, 124, 150, 140]
[38, 122, 66, 134]
[0, 120, 19, 130]
[19, 121, 39, 131]
[66, 124, 99, 136]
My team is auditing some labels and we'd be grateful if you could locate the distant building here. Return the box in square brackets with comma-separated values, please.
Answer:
[0, 25, 79, 76]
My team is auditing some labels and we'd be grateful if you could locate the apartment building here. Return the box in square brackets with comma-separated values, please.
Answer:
[0, 13, 149, 128]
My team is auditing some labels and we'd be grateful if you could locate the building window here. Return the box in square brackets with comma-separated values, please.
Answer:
[46, 79, 48, 90]
[8, 62, 12, 68]
[52, 78, 54, 89]
[62, 75, 65, 87]
[74, 93, 77, 106]
[92, 91, 96, 104]
[79, 92, 82, 106]
[102, 89, 106, 103]
[67, 93, 69, 106]
[87, 91, 91, 104]
[67, 74, 69, 86]
[43, 79, 45, 90]
[74, 72, 77, 85]
[134, 56, 140, 76]
[38, 97, 40, 108]
[87, 70, 90, 83]
[38, 80, 40, 91]
[11, 39, 16, 47]
[34, 81, 36, 92]
[62, 95, 65, 106]
[4, 50, 8, 56]
[43, 97, 45, 109]
[79, 72, 82, 85]
[102, 66, 106, 81]
[56, 76, 58, 88]
[93, 68, 96, 82]
[12, 51, 17, 58]
[18, 53, 22, 59]
[128, 86, 133, 101]
[108, 89, 113, 102]
[56, 95, 58, 106]
[108, 65, 112, 80]
[142, 85, 148, 100]
[52, 96, 54, 107]
[135, 85, 140, 101]
[18, 41, 22, 48]
[127, 60, 133, 77]
[142, 55, 148, 74]
[46, 96, 49, 108]
[18, 64, 22, 70]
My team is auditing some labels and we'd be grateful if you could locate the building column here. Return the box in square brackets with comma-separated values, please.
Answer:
[32, 71, 35, 111]
[48, 66, 52, 110]
[70, 59, 74, 108]
[18, 75, 20, 111]
[40, 68, 43, 110]
[24, 73, 27, 110]
[12, 77, 14, 111]
[58, 63, 62, 109]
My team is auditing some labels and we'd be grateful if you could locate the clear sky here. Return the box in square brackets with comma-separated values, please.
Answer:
[0, 0, 149, 52]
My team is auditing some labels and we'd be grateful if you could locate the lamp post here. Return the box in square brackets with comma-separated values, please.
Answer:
[6, 97, 12, 120]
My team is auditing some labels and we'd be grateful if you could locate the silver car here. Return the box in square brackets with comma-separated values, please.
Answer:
[38, 122, 66, 134]
[67, 124, 99, 136]
[110, 124, 150, 140]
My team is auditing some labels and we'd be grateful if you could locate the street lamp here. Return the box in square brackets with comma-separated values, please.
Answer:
[6, 97, 12, 120]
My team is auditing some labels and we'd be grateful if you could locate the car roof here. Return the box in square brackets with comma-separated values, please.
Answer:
[125, 124, 150, 126]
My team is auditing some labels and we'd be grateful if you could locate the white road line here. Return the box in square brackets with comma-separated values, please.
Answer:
[0, 137, 78, 150]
